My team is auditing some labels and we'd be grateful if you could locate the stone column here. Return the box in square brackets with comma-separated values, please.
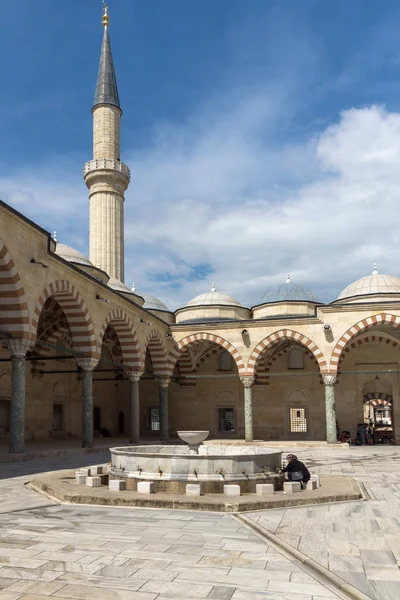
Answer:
[77, 358, 98, 449]
[241, 376, 255, 443]
[5, 339, 32, 454]
[157, 377, 170, 442]
[128, 372, 142, 444]
[323, 374, 337, 444]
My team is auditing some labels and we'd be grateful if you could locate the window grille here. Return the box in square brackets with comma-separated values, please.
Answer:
[218, 408, 235, 431]
[288, 347, 304, 370]
[218, 349, 233, 371]
[290, 407, 307, 432]
[150, 408, 160, 431]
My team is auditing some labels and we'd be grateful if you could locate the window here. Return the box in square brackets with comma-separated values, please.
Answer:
[290, 407, 307, 432]
[93, 407, 101, 431]
[52, 404, 63, 432]
[218, 408, 235, 432]
[288, 347, 304, 370]
[150, 408, 160, 431]
[218, 349, 233, 371]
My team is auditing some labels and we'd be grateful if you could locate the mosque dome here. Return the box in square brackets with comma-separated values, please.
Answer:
[260, 275, 319, 304]
[131, 284, 169, 311]
[137, 291, 170, 311]
[186, 283, 242, 307]
[55, 243, 94, 267]
[108, 277, 134, 294]
[337, 265, 400, 302]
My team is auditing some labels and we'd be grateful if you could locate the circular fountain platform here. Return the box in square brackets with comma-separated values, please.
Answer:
[110, 443, 283, 494]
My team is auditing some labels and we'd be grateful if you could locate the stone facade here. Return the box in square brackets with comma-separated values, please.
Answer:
[1, 8, 400, 452]
[1, 205, 400, 451]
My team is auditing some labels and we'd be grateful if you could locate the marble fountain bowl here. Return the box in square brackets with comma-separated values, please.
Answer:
[109, 435, 283, 493]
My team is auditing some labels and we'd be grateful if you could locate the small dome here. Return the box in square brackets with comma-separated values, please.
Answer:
[131, 283, 169, 311]
[186, 283, 242, 307]
[337, 265, 400, 300]
[55, 243, 94, 267]
[108, 277, 135, 294]
[261, 275, 319, 304]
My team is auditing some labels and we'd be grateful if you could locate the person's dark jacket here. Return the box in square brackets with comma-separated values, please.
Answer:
[281, 459, 310, 482]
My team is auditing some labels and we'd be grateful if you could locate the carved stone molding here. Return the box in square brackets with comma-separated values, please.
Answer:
[240, 376, 255, 388]
[322, 374, 337, 386]
[5, 339, 33, 358]
[77, 358, 99, 372]
[127, 372, 142, 383]
[156, 377, 171, 389]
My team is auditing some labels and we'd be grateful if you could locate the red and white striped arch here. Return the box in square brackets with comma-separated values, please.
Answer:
[256, 343, 320, 386]
[337, 333, 400, 378]
[31, 280, 97, 359]
[247, 329, 328, 376]
[98, 308, 141, 373]
[0, 240, 30, 339]
[143, 329, 168, 376]
[329, 313, 400, 372]
[167, 332, 246, 378]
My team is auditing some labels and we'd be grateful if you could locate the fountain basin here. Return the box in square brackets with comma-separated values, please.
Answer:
[110, 444, 283, 493]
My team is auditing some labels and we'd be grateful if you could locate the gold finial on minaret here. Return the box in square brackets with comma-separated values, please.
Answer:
[102, 1, 109, 28]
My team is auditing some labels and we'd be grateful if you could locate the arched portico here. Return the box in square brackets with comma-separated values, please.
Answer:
[0, 239, 30, 341]
[246, 330, 335, 442]
[330, 313, 400, 373]
[247, 329, 328, 376]
[97, 309, 142, 443]
[166, 333, 250, 439]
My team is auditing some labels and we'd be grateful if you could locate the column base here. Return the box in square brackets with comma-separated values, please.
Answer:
[81, 441, 93, 449]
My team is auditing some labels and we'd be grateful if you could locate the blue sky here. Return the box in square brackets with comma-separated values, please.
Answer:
[3, 1, 400, 309]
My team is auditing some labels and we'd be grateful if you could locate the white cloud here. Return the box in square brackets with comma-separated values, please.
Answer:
[123, 102, 400, 309]
[3, 101, 400, 312]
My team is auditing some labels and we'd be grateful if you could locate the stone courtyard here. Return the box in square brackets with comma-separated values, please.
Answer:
[0, 446, 398, 600]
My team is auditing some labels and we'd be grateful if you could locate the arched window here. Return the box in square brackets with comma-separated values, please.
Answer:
[218, 349, 233, 371]
[288, 347, 304, 370]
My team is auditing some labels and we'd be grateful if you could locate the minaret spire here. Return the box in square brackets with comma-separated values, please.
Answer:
[93, 3, 120, 111]
[84, 3, 130, 282]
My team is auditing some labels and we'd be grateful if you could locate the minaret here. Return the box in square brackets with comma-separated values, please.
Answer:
[84, 3, 130, 282]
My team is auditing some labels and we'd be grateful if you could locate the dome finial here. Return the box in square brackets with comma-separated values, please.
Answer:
[102, 1, 109, 28]
[53, 231, 57, 243]
[286, 273, 291, 284]
[211, 282, 216, 292]
[373, 263, 379, 275]
[132, 282, 136, 292]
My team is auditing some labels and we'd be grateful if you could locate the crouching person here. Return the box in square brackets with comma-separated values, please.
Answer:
[280, 454, 310, 490]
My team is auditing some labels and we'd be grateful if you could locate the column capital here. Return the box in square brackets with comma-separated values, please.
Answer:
[77, 358, 99, 372]
[5, 339, 33, 358]
[156, 376, 171, 389]
[322, 374, 337, 386]
[127, 371, 142, 383]
[241, 376, 255, 388]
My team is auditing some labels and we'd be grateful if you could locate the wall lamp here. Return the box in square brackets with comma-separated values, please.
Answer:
[96, 294, 109, 302]
[323, 324, 331, 331]
[242, 329, 249, 336]
[30, 258, 48, 268]
[166, 332, 173, 338]
[140, 318, 152, 325]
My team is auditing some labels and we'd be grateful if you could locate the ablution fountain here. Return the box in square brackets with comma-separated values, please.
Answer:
[109, 431, 283, 494]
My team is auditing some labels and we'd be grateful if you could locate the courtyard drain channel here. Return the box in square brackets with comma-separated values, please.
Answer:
[233, 513, 373, 600]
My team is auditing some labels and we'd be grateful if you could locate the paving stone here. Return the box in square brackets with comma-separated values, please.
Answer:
[255, 483, 274, 495]
[109, 479, 126, 491]
[223, 485, 241, 496]
[186, 484, 201, 496]
[283, 481, 301, 493]
[86, 476, 101, 488]
[137, 481, 154, 494]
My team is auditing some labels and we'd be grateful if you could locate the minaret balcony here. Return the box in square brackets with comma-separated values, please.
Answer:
[84, 159, 130, 180]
